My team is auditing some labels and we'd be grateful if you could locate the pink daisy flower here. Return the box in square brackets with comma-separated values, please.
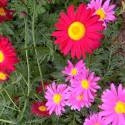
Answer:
[45, 82, 69, 116]
[67, 88, 92, 111]
[62, 60, 85, 81]
[100, 84, 125, 125]
[84, 113, 107, 125]
[88, 0, 116, 26]
[71, 70, 100, 101]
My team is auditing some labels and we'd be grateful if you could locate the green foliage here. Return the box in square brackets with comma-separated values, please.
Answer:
[0, 0, 124, 125]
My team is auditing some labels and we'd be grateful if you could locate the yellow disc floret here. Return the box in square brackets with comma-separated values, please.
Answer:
[96, 8, 106, 20]
[71, 68, 77, 76]
[0, 51, 5, 63]
[38, 105, 47, 112]
[81, 80, 89, 89]
[0, 72, 7, 80]
[76, 94, 83, 101]
[0, 8, 6, 16]
[114, 101, 125, 114]
[68, 21, 86, 41]
[53, 94, 62, 104]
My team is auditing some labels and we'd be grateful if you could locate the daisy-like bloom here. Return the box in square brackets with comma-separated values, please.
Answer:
[71, 70, 100, 101]
[0, 69, 9, 82]
[0, 0, 8, 7]
[100, 84, 125, 125]
[31, 101, 50, 117]
[0, 7, 14, 23]
[52, 4, 104, 59]
[67, 88, 92, 111]
[84, 113, 107, 125]
[62, 60, 85, 81]
[0, 36, 18, 72]
[45, 82, 69, 116]
[88, 0, 116, 26]
[36, 82, 48, 94]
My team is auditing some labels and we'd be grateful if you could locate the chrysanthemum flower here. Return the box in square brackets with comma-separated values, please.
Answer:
[0, 8, 14, 23]
[45, 82, 69, 116]
[31, 101, 50, 117]
[88, 0, 116, 26]
[62, 60, 85, 81]
[0, 0, 8, 7]
[52, 4, 104, 59]
[100, 84, 125, 125]
[67, 88, 92, 111]
[71, 70, 100, 101]
[84, 113, 107, 125]
[0, 36, 18, 72]
[36, 82, 48, 94]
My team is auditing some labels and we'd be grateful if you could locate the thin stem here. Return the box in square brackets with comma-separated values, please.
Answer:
[32, 0, 44, 92]
[0, 119, 16, 124]
[3, 89, 20, 111]
[24, 17, 30, 96]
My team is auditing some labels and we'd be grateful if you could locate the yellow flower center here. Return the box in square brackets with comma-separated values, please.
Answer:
[71, 68, 77, 76]
[0, 8, 6, 16]
[114, 101, 125, 114]
[38, 105, 47, 112]
[81, 80, 89, 89]
[96, 8, 106, 20]
[0, 72, 7, 80]
[76, 94, 83, 101]
[95, 123, 100, 125]
[53, 94, 62, 104]
[0, 51, 4, 63]
[68, 21, 86, 41]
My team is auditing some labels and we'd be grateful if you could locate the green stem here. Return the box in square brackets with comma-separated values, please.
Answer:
[32, 0, 44, 92]
[0, 119, 16, 124]
[24, 17, 30, 96]
[3, 89, 20, 111]
[18, 99, 27, 122]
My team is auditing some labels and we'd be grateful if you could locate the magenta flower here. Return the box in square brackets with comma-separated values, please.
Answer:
[88, 0, 116, 26]
[45, 82, 69, 116]
[84, 113, 107, 125]
[62, 60, 85, 81]
[71, 70, 100, 101]
[66, 88, 92, 111]
[100, 84, 125, 125]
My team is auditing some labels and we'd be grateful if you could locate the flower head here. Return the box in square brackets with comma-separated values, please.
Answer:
[100, 84, 125, 125]
[0, 36, 18, 72]
[67, 88, 92, 111]
[84, 113, 107, 125]
[31, 101, 50, 117]
[62, 60, 85, 81]
[0, 8, 14, 23]
[88, 0, 116, 26]
[45, 82, 69, 116]
[52, 4, 104, 59]
[71, 70, 100, 101]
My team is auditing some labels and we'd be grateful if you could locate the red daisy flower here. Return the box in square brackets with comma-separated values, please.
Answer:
[31, 102, 50, 117]
[0, 7, 14, 23]
[52, 4, 104, 58]
[0, 36, 18, 72]
[36, 82, 49, 94]
[0, 0, 8, 7]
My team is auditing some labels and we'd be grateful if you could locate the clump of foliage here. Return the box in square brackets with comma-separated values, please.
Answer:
[0, 0, 125, 125]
